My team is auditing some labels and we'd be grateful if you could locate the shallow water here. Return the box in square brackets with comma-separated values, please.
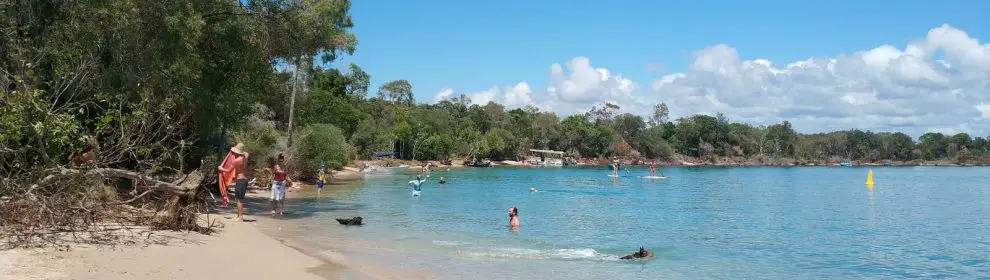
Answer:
[273, 166, 990, 279]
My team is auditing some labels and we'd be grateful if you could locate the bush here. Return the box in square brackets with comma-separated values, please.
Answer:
[233, 104, 285, 169]
[296, 124, 350, 172]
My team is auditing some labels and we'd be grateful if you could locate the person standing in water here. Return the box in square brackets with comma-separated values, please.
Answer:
[612, 159, 619, 177]
[649, 160, 656, 177]
[317, 163, 326, 194]
[508, 207, 520, 228]
[270, 156, 288, 215]
[410, 175, 426, 196]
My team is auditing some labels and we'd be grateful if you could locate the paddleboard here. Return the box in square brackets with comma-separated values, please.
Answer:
[607, 174, 621, 178]
[640, 176, 667, 179]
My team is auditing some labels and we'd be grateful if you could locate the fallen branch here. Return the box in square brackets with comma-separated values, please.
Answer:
[25, 168, 204, 199]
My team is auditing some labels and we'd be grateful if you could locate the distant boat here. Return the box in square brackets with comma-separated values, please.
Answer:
[839, 159, 853, 167]
[466, 160, 491, 167]
[528, 149, 565, 167]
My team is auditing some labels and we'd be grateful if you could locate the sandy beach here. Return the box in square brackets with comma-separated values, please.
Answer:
[0, 208, 367, 280]
[0, 175, 392, 280]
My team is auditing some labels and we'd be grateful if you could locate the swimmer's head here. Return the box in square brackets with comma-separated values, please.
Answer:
[529, 187, 537, 192]
[508, 207, 518, 217]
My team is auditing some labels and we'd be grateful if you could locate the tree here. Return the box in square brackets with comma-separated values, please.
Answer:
[765, 121, 797, 158]
[377, 80, 413, 105]
[613, 113, 646, 142]
[648, 103, 669, 127]
[297, 124, 351, 170]
[886, 132, 915, 161]
[350, 119, 394, 159]
[635, 126, 675, 159]
[346, 64, 371, 98]
[586, 102, 621, 125]
[919, 132, 948, 160]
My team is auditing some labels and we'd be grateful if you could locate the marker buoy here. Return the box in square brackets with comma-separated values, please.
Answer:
[865, 169, 874, 185]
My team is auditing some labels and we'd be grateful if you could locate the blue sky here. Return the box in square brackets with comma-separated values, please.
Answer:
[329, 0, 990, 136]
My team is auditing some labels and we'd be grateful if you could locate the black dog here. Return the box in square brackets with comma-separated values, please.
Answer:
[335, 217, 363, 226]
[620, 247, 653, 259]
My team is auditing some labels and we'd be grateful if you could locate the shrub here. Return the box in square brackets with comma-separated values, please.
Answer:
[296, 124, 350, 172]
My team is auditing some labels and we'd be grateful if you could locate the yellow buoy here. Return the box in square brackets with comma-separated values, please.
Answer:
[865, 169, 874, 185]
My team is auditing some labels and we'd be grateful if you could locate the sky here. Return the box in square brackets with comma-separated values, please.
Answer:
[331, 0, 990, 137]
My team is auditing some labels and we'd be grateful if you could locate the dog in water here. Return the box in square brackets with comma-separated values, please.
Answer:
[620, 247, 653, 259]
[335, 217, 363, 226]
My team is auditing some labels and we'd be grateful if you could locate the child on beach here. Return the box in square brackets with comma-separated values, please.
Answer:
[317, 163, 326, 194]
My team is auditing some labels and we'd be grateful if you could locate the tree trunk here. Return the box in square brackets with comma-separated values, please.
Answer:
[287, 56, 300, 146]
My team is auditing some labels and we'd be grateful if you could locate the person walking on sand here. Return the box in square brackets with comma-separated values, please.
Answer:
[270, 157, 288, 215]
[508, 207, 520, 228]
[317, 163, 326, 194]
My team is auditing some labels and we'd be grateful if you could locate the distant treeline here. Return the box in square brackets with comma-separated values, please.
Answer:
[262, 67, 989, 165]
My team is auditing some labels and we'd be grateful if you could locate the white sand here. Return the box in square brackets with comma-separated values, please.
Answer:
[0, 218, 343, 280]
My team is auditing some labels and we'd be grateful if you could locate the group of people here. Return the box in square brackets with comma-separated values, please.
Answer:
[217, 143, 330, 221]
[407, 172, 521, 229]
[612, 158, 661, 177]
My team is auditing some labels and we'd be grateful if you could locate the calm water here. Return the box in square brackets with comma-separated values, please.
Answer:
[270, 166, 990, 279]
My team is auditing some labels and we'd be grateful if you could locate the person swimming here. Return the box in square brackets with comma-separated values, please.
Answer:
[438, 176, 446, 184]
[529, 187, 537, 192]
[508, 207, 520, 228]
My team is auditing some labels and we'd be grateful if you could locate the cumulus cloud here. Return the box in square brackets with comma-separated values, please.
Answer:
[651, 24, 990, 136]
[432, 24, 988, 136]
[434, 57, 645, 115]
[432, 82, 552, 112]
[433, 87, 454, 103]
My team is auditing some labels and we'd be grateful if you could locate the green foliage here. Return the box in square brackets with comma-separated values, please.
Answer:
[296, 124, 350, 170]
[297, 89, 368, 137]
[635, 127, 675, 159]
[377, 80, 414, 106]
[919, 132, 948, 160]
[350, 119, 395, 159]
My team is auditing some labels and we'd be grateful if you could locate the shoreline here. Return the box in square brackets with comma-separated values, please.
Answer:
[0, 216, 339, 280]
[0, 178, 399, 280]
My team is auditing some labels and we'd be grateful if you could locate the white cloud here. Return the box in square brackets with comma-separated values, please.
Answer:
[433, 24, 988, 136]
[433, 87, 454, 103]
[650, 24, 990, 136]
[434, 82, 552, 112]
[978, 103, 990, 119]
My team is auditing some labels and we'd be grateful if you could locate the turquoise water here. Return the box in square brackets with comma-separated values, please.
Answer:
[279, 166, 990, 279]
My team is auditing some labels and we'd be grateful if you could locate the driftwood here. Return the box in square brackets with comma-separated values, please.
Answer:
[26, 168, 204, 200]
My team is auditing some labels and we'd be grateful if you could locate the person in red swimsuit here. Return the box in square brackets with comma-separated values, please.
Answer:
[270, 155, 288, 215]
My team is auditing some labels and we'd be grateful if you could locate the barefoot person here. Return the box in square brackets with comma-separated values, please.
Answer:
[317, 163, 326, 194]
[270, 156, 288, 215]
[234, 172, 249, 221]
[218, 143, 249, 207]
[508, 207, 520, 228]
